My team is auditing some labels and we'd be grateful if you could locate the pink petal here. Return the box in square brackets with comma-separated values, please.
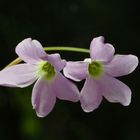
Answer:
[63, 61, 88, 81]
[0, 64, 38, 87]
[32, 77, 56, 117]
[99, 74, 131, 106]
[45, 53, 66, 71]
[16, 38, 47, 64]
[54, 72, 79, 102]
[80, 77, 103, 112]
[105, 55, 138, 77]
[90, 36, 115, 63]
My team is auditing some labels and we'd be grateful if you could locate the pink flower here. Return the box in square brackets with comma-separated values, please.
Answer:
[64, 36, 138, 112]
[0, 38, 79, 117]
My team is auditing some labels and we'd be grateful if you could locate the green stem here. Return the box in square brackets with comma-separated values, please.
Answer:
[4, 46, 89, 69]
[4, 57, 22, 69]
[44, 46, 90, 53]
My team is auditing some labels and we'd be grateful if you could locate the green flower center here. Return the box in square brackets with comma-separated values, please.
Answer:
[38, 61, 56, 80]
[88, 61, 104, 79]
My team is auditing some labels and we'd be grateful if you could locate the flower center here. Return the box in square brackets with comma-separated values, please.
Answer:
[38, 61, 56, 80]
[88, 61, 104, 79]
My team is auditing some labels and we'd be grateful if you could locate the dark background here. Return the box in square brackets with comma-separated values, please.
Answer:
[0, 0, 139, 140]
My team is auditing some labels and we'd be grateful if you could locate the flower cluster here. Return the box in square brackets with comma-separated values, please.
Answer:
[0, 37, 138, 117]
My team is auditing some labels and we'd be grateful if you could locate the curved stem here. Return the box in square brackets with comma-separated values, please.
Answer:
[4, 57, 22, 69]
[44, 46, 90, 53]
[4, 46, 89, 69]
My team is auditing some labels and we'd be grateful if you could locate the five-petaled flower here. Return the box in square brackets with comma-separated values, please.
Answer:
[64, 36, 138, 112]
[0, 38, 79, 117]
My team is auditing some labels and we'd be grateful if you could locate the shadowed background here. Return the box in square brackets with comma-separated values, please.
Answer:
[0, 0, 139, 140]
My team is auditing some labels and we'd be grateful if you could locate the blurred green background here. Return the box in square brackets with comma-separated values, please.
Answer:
[0, 0, 139, 140]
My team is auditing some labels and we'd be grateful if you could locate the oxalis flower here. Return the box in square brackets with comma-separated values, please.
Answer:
[64, 36, 138, 112]
[0, 38, 79, 117]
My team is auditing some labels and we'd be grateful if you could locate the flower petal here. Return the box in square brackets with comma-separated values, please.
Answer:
[80, 77, 103, 112]
[63, 61, 88, 81]
[0, 64, 38, 87]
[90, 36, 115, 62]
[45, 53, 66, 71]
[16, 38, 47, 63]
[100, 74, 131, 106]
[105, 55, 139, 77]
[54, 72, 79, 102]
[32, 77, 56, 117]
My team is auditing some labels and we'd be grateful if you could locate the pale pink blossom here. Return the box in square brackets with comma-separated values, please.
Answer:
[64, 36, 138, 112]
[0, 38, 79, 117]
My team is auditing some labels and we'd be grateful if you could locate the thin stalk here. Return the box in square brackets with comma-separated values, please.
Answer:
[4, 46, 89, 69]
[44, 46, 89, 53]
